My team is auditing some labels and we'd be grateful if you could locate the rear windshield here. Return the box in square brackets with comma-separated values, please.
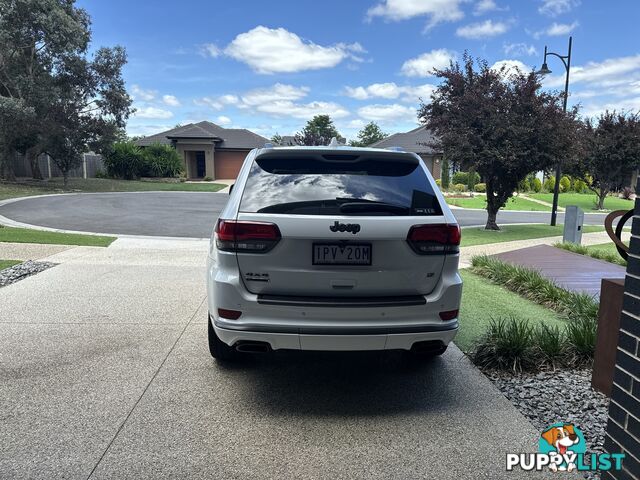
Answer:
[238, 155, 443, 216]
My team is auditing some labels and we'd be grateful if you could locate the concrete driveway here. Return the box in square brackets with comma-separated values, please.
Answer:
[0, 192, 610, 238]
[0, 239, 551, 479]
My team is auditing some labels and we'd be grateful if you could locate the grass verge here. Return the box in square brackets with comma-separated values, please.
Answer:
[0, 226, 116, 247]
[456, 270, 566, 352]
[460, 224, 604, 247]
[447, 195, 551, 211]
[554, 241, 627, 267]
[0, 178, 226, 201]
[529, 192, 634, 212]
[0, 260, 21, 270]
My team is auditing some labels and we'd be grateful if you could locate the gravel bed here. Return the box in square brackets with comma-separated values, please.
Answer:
[0, 260, 56, 287]
[484, 368, 609, 479]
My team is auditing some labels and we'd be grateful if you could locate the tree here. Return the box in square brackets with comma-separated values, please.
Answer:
[349, 122, 386, 147]
[295, 115, 345, 146]
[270, 133, 283, 145]
[569, 111, 640, 209]
[419, 53, 578, 230]
[0, 0, 132, 184]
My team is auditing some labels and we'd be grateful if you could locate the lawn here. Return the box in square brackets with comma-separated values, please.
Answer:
[460, 224, 604, 247]
[529, 192, 634, 212]
[0, 259, 21, 270]
[446, 195, 551, 212]
[0, 226, 116, 247]
[0, 178, 226, 201]
[456, 270, 566, 352]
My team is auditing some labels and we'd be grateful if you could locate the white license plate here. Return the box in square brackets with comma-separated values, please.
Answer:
[313, 243, 372, 265]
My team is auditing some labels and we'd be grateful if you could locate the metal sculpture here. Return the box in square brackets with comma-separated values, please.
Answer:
[604, 209, 634, 261]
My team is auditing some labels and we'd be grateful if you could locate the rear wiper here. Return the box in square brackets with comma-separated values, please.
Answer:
[338, 201, 409, 214]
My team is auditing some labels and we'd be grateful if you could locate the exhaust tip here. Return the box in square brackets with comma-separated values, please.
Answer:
[411, 340, 446, 354]
[234, 341, 272, 353]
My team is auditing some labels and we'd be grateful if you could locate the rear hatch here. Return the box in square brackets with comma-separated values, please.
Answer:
[224, 149, 458, 298]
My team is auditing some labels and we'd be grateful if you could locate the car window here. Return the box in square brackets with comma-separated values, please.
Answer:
[238, 155, 443, 216]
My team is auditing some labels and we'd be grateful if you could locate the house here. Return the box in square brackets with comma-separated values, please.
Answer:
[135, 121, 267, 180]
[370, 126, 443, 179]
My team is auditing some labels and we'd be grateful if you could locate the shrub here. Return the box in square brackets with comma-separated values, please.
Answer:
[543, 175, 555, 192]
[559, 176, 571, 192]
[472, 317, 537, 372]
[572, 178, 587, 193]
[203, 175, 213, 181]
[554, 241, 626, 266]
[535, 323, 564, 367]
[532, 177, 542, 193]
[621, 186, 634, 200]
[518, 178, 531, 192]
[103, 141, 144, 179]
[474, 183, 486, 193]
[141, 143, 183, 178]
[466, 170, 481, 190]
[452, 171, 468, 186]
[565, 317, 597, 363]
[435, 178, 442, 187]
[441, 158, 450, 189]
[453, 183, 467, 192]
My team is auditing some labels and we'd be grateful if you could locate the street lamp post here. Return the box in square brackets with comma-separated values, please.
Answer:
[536, 36, 572, 227]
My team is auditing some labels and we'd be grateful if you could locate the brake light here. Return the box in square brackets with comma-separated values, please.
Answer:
[218, 308, 242, 320]
[215, 219, 281, 253]
[407, 224, 461, 255]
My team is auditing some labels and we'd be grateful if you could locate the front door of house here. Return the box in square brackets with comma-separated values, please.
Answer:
[196, 152, 206, 178]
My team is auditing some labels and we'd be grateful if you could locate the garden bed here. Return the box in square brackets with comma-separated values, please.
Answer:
[0, 260, 56, 287]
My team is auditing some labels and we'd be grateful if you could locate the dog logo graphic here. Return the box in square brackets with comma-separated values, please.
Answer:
[539, 423, 585, 472]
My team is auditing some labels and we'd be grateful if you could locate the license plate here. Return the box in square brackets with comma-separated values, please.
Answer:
[312, 243, 372, 265]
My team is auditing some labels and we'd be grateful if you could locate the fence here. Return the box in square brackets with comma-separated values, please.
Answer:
[8, 151, 104, 179]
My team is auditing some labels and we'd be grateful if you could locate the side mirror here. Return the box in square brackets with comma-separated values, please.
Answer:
[229, 184, 234, 195]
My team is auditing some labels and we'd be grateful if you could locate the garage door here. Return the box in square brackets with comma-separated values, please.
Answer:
[214, 151, 247, 179]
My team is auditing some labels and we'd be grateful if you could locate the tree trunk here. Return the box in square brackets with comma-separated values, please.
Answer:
[485, 208, 500, 230]
[62, 170, 69, 189]
[596, 188, 608, 210]
[0, 157, 17, 182]
[26, 147, 43, 180]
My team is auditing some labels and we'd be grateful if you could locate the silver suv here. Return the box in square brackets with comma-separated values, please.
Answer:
[206, 144, 462, 361]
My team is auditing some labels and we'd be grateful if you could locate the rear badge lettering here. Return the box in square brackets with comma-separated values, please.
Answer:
[329, 221, 361, 234]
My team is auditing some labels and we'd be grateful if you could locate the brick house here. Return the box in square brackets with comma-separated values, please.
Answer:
[135, 121, 267, 180]
[370, 126, 443, 180]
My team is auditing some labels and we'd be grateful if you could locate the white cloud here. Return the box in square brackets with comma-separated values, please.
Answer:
[216, 115, 232, 125]
[223, 26, 364, 74]
[131, 85, 156, 102]
[543, 55, 640, 89]
[456, 19, 509, 39]
[503, 42, 537, 57]
[366, 0, 465, 29]
[400, 49, 456, 77]
[257, 100, 350, 119]
[538, 0, 580, 17]
[133, 106, 174, 119]
[344, 82, 436, 103]
[534, 21, 579, 38]
[491, 59, 532, 74]
[474, 0, 499, 15]
[357, 103, 416, 123]
[193, 97, 223, 110]
[162, 95, 181, 107]
[200, 43, 221, 58]
[219, 94, 239, 105]
[127, 123, 174, 137]
[240, 83, 309, 106]
[579, 97, 640, 119]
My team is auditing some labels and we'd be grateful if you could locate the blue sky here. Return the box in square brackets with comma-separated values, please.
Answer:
[78, 0, 640, 140]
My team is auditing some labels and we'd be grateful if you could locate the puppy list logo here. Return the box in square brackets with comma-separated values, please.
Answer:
[506, 422, 625, 473]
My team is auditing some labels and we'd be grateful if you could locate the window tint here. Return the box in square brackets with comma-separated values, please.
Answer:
[239, 156, 443, 216]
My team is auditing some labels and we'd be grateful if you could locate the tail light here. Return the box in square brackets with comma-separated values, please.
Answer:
[439, 309, 459, 321]
[407, 224, 461, 255]
[218, 308, 242, 320]
[215, 219, 281, 253]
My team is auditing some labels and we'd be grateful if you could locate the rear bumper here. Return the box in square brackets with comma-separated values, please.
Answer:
[212, 315, 458, 351]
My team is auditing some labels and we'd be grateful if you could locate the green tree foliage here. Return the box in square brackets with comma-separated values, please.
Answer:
[532, 177, 543, 192]
[103, 141, 143, 179]
[568, 111, 640, 209]
[419, 53, 579, 230]
[295, 115, 345, 146]
[349, 122, 386, 147]
[559, 176, 571, 192]
[0, 0, 133, 185]
[451, 171, 468, 185]
[543, 175, 556, 192]
[141, 143, 183, 177]
[441, 157, 451, 189]
[270, 133, 283, 145]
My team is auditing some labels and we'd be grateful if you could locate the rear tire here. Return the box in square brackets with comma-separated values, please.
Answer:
[208, 316, 239, 362]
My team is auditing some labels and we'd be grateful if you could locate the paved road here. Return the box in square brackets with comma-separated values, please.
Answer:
[0, 239, 547, 479]
[0, 192, 610, 237]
